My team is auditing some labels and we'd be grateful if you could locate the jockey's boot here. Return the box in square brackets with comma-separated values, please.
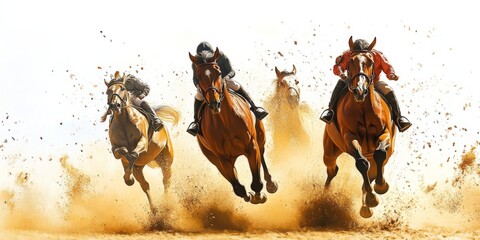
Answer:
[385, 92, 412, 132]
[320, 80, 346, 123]
[140, 101, 164, 132]
[236, 86, 268, 120]
[186, 99, 203, 136]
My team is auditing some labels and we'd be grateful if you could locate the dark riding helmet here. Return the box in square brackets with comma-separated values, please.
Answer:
[353, 39, 370, 51]
[196, 41, 214, 54]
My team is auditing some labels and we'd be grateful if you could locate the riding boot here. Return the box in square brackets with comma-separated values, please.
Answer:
[384, 92, 412, 132]
[186, 99, 203, 136]
[320, 80, 346, 123]
[140, 101, 164, 132]
[236, 87, 268, 120]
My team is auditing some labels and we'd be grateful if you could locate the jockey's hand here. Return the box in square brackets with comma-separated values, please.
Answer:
[388, 73, 399, 81]
[138, 93, 146, 99]
[339, 72, 348, 80]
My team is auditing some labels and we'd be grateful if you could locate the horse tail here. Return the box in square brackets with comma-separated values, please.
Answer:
[155, 105, 181, 127]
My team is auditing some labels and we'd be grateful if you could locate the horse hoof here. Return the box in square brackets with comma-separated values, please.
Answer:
[374, 181, 390, 194]
[243, 194, 252, 202]
[114, 147, 128, 159]
[360, 205, 373, 218]
[373, 149, 387, 161]
[124, 177, 135, 186]
[249, 192, 267, 204]
[266, 181, 278, 194]
[365, 192, 379, 207]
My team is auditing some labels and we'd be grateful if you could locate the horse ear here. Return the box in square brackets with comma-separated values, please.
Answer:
[212, 47, 220, 62]
[292, 65, 297, 75]
[189, 52, 197, 64]
[275, 67, 282, 78]
[348, 36, 354, 51]
[367, 37, 376, 51]
[104, 78, 109, 86]
[114, 71, 121, 80]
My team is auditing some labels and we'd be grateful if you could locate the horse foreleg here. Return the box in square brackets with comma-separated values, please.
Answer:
[346, 135, 379, 208]
[125, 136, 148, 180]
[246, 141, 267, 204]
[360, 185, 373, 218]
[373, 131, 391, 194]
[132, 165, 157, 214]
[198, 144, 249, 202]
[121, 161, 135, 186]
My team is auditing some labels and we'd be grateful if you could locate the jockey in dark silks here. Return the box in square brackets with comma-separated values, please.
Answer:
[320, 38, 412, 132]
[125, 75, 164, 131]
[187, 41, 268, 136]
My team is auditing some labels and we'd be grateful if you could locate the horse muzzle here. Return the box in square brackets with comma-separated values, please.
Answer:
[208, 101, 221, 114]
[110, 103, 122, 114]
[353, 88, 368, 102]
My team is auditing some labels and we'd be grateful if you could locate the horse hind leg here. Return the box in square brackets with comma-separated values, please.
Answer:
[132, 165, 157, 214]
[156, 144, 173, 194]
[323, 135, 340, 189]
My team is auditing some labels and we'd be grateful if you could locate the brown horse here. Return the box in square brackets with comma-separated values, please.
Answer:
[102, 72, 180, 213]
[189, 48, 278, 204]
[265, 65, 311, 155]
[323, 38, 396, 218]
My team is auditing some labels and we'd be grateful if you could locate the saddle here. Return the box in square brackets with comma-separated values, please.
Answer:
[131, 105, 156, 141]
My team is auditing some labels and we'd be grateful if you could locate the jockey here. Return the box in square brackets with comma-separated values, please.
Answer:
[319, 38, 412, 132]
[125, 74, 164, 131]
[186, 41, 268, 136]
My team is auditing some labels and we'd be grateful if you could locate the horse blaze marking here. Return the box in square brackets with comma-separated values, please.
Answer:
[205, 69, 211, 79]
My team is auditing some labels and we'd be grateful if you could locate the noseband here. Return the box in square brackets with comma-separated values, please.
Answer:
[196, 62, 225, 108]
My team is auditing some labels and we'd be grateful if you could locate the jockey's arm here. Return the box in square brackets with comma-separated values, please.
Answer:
[127, 76, 150, 96]
[333, 51, 350, 79]
[375, 50, 397, 80]
[219, 54, 235, 80]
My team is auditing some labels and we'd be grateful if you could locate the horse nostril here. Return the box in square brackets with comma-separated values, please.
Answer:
[116, 103, 121, 108]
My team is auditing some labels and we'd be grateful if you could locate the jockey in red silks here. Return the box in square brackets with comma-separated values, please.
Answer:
[320, 37, 412, 132]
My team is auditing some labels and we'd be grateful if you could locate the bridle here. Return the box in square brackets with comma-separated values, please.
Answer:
[195, 62, 225, 109]
[107, 82, 129, 110]
[345, 52, 376, 92]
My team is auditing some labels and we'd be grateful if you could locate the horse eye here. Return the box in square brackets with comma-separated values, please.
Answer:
[121, 87, 126, 91]
[295, 80, 299, 85]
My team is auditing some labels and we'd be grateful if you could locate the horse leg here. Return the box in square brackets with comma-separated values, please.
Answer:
[323, 133, 340, 189]
[156, 144, 173, 194]
[360, 185, 373, 218]
[132, 165, 157, 214]
[261, 155, 278, 194]
[346, 135, 379, 208]
[113, 146, 128, 159]
[121, 161, 135, 186]
[246, 140, 266, 204]
[373, 131, 391, 194]
[198, 144, 249, 202]
[125, 136, 148, 184]
[255, 119, 277, 194]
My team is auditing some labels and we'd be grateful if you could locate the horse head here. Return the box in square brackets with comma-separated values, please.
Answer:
[346, 37, 376, 102]
[189, 47, 224, 114]
[274, 65, 300, 108]
[105, 71, 129, 116]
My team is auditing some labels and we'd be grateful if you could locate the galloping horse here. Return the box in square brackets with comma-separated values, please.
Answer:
[323, 38, 396, 218]
[102, 72, 180, 213]
[189, 48, 278, 204]
[265, 65, 310, 155]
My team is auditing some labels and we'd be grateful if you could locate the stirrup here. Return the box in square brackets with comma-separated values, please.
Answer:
[396, 116, 412, 133]
[251, 107, 268, 120]
[186, 122, 199, 136]
[319, 109, 334, 124]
